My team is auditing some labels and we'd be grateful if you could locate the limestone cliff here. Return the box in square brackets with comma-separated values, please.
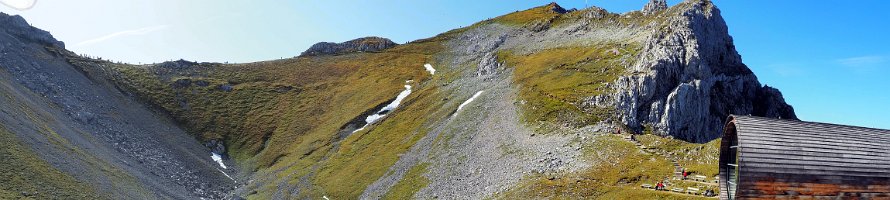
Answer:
[589, 0, 796, 142]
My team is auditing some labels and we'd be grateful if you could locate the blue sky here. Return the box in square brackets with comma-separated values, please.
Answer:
[2, 0, 887, 129]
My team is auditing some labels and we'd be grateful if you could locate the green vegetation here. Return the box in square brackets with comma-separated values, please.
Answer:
[497, 44, 638, 128]
[58, 29, 457, 199]
[483, 2, 678, 32]
[500, 134, 718, 199]
[41, 2, 722, 199]
[0, 126, 100, 199]
[312, 82, 449, 199]
[383, 163, 430, 200]
[637, 134, 721, 177]
[490, 3, 563, 26]
[0, 73, 154, 199]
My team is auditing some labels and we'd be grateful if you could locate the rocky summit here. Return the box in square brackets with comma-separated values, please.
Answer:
[299, 36, 398, 56]
[589, 0, 796, 142]
[1, 0, 795, 199]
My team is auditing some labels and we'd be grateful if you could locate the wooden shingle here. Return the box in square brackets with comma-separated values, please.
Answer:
[718, 115, 890, 200]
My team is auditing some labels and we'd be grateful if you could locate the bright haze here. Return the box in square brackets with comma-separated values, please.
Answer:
[2, 0, 888, 130]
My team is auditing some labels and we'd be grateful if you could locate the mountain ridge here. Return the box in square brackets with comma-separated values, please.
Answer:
[0, 0, 794, 199]
[0, 12, 235, 199]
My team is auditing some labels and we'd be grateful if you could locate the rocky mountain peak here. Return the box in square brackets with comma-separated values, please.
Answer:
[547, 2, 569, 14]
[591, 0, 797, 142]
[0, 12, 64, 48]
[299, 36, 398, 57]
[642, 0, 668, 15]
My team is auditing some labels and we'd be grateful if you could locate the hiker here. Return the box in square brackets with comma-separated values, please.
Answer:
[682, 169, 688, 180]
[655, 181, 664, 191]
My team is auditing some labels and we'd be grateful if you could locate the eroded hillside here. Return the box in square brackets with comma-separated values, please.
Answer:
[0, 13, 234, 199]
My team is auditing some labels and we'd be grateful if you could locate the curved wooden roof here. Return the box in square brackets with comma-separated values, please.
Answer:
[720, 115, 890, 199]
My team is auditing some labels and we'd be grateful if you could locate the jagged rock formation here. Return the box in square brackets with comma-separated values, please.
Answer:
[548, 2, 570, 14]
[299, 36, 398, 56]
[642, 0, 668, 15]
[0, 14, 64, 48]
[590, 1, 796, 142]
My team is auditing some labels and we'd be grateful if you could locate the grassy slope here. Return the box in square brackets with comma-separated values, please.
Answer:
[494, 4, 722, 198]
[382, 163, 430, 200]
[57, 1, 722, 199]
[500, 134, 717, 199]
[0, 126, 99, 199]
[637, 134, 721, 178]
[488, 2, 669, 131]
[0, 69, 155, 200]
[62, 29, 459, 199]
[498, 44, 638, 129]
[490, 3, 562, 26]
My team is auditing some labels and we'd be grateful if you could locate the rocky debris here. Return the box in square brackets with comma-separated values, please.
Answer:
[587, 0, 796, 142]
[476, 52, 503, 76]
[205, 139, 227, 155]
[218, 84, 233, 92]
[363, 72, 587, 199]
[172, 78, 192, 88]
[194, 80, 210, 87]
[642, 0, 668, 15]
[0, 13, 234, 199]
[0, 12, 65, 48]
[299, 36, 398, 56]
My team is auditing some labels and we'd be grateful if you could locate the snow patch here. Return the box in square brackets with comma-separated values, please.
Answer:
[423, 64, 436, 75]
[457, 91, 484, 112]
[323, 196, 330, 200]
[211, 152, 227, 169]
[353, 83, 413, 133]
[216, 168, 235, 181]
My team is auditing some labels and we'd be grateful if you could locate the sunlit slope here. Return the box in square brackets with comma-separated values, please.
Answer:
[62, 0, 784, 199]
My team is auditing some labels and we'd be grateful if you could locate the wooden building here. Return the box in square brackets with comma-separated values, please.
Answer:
[718, 115, 890, 199]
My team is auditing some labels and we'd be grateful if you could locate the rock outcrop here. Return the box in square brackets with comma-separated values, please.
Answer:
[592, 1, 796, 142]
[0, 13, 64, 48]
[299, 36, 398, 56]
[642, 0, 668, 15]
[548, 2, 570, 14]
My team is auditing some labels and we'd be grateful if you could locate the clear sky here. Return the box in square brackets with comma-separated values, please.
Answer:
[2, 0, 888, 130]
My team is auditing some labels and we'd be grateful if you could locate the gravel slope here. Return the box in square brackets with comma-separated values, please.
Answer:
[0, 13, 236, 199]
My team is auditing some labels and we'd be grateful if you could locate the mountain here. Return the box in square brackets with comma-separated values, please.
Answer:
[0, 0, 794, 199]
[0, 14, 234, 199]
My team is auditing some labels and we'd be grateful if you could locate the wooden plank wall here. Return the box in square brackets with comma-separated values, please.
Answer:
[720, 115, 890, 199]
